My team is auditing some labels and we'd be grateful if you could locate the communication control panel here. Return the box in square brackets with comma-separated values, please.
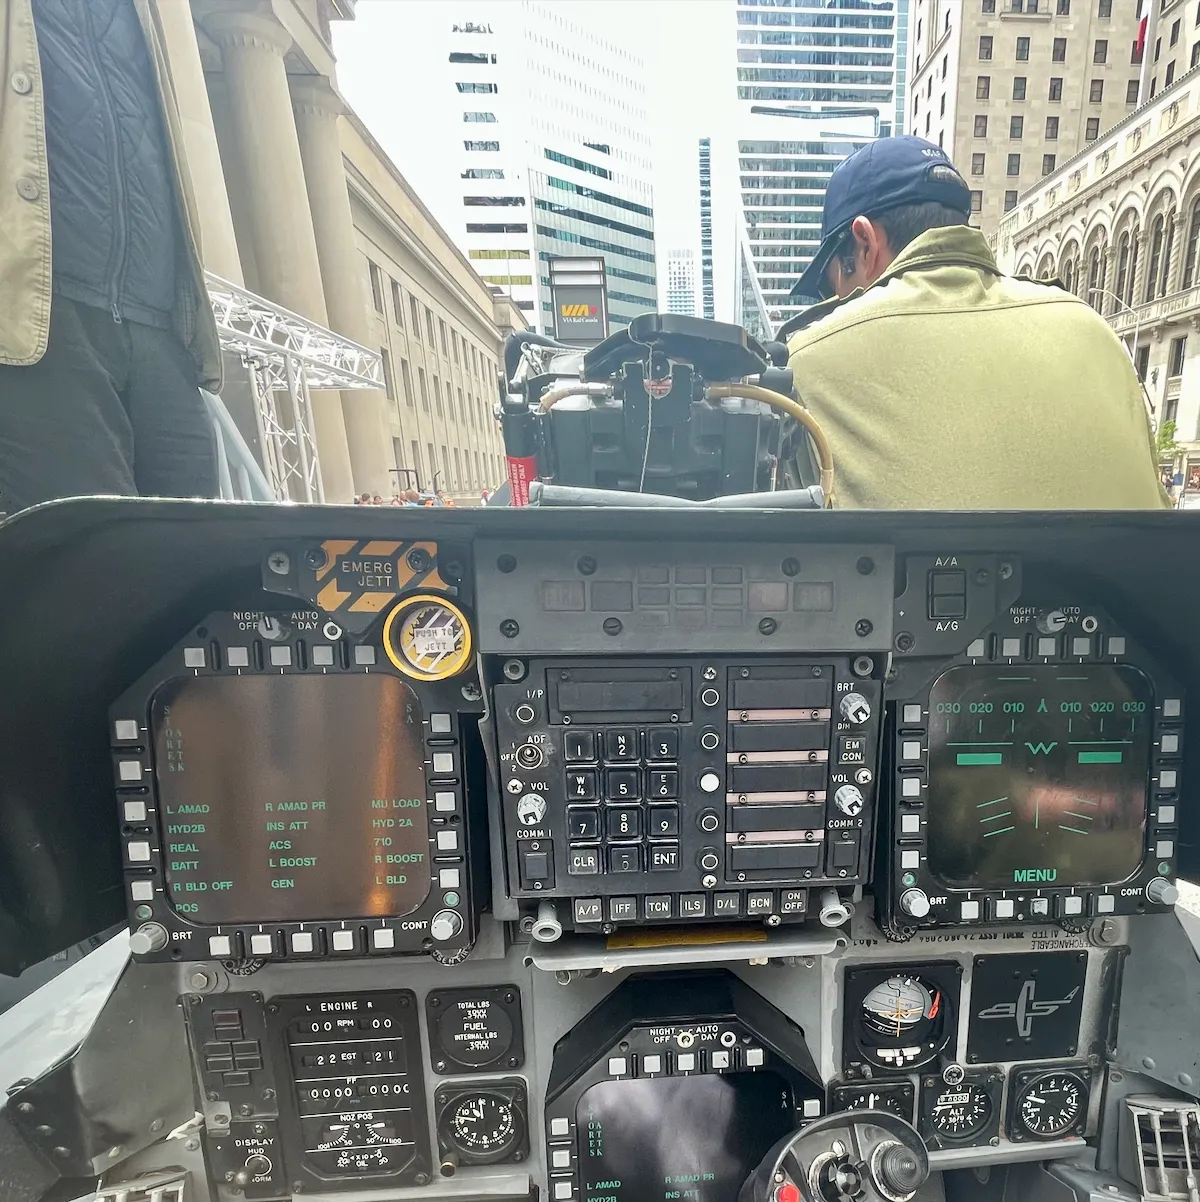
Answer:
[494, 657, 883, 931]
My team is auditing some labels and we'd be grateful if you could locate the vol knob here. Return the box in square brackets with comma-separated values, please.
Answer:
[1147, 877, 1180, 905]
[129, 922, 168, 955]
[516, 793, 547, 825]
[840, 692, 872, 723]
[834, 784, 864, 816]
[430, 910, 463, 942]
[899, 888, 931, 918]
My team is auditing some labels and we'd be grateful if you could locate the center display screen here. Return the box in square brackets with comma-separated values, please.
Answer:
[576, 1072, 793, 1202]
[152, 674, 431, 924]
[926, 664, 1153, 889]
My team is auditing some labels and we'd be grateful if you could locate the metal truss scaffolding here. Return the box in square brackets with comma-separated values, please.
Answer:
[207, 272, 384, 502]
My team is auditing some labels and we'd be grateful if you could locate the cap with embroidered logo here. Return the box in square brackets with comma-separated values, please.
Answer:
[790, 135, 972, 301]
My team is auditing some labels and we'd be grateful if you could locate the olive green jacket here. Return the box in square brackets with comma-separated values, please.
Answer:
[0, 0, 221, 389]
[784, 225, 1166, 509]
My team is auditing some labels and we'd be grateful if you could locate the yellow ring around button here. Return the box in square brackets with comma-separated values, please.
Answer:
[382, 594, 473, 680]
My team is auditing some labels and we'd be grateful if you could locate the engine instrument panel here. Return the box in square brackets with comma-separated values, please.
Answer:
[0, 502, 1195, 1202]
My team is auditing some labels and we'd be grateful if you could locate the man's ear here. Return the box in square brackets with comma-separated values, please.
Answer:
[849, 214, 891, 283]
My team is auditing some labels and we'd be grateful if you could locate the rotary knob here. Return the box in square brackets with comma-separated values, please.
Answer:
[430, 910, 463, 942]
[129, 922, 168, 955]
[516, 793, 547, 825]
[839, 692, 872, 723]
[899, 888, 931, 918]
[834, 784, 864, 816]
[1147, 877, 1180, 905]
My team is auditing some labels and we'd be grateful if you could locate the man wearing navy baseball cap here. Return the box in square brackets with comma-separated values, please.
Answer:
[780, 135, 1166, 510]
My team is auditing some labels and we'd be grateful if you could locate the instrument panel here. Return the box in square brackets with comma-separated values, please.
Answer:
[0, 504, 1193, 1202]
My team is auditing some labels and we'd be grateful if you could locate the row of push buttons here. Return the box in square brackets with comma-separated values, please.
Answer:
[966, 634, 1129, 660]
[605, 1047, 766, 1076]
[563, 728, 679, 763]
[572, 888, 807, 925]
[202, 910, 460, 960]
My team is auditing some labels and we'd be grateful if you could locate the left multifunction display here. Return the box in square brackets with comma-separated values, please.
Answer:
[112, 610, 477, 962]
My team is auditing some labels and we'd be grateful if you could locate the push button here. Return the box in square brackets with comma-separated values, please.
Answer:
[649, 769, 678, 799]
[647, 729, 679, 761]
[607, 807, 641, 839]
[713, 893, 741, 916]
[567, 807, 600, 840]
[609, 897, 637, 921]
[605, 768, 640, 800]
[573, 898, 602, 924]
[746, 891, 775, 915]
[519, 849, 553, 887]
[679, 894, 707, 917]
[608, 846, 641, 873]
[566, 769, 599, 801]
[644, 895, 672, 919]
[606, 729, 638, 760]
[648, 804, 679, 836]
[567, 847, 600, 875]
[927, 569, 967, 621]
[649, 843, 680, 871]
[564, 730, 596, 761]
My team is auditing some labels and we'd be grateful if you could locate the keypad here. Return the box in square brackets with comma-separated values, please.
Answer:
[564, 727, 681, 879]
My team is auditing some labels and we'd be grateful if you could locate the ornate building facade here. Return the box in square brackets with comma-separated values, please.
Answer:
[997, 57, 1200, 492]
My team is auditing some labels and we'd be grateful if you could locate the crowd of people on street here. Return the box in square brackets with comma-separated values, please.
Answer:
[353, 489, 456, 507]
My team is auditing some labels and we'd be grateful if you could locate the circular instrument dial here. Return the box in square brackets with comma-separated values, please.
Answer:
[443, 1092, 522, 1162]
[1013, 1071, 1086, 1139]
[382, 595, 473, 680]
[437, 998, 515, 1069]
[928, 1083, 993, 1141]
[861, 977, 940, 1042]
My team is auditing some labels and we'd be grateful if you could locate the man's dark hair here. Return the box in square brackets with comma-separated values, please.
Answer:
[834, 201, 968, 275]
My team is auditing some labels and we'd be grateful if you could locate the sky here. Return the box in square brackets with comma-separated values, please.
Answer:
[333, 0, 734, 260]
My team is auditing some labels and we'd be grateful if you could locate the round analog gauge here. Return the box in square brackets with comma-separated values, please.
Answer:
[833, 1084, 915, 1120]
[861, 976, 941, 1043]
[929, 1083, 993, 1141]
[383, 594, 473, 680]
[1014, 1072, 1086, 1139]
[437, 998, 514, 1069]
[443, 1092, 523, 1163]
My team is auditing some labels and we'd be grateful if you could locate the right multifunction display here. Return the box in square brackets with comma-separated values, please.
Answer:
[882, 604, 1184, 933]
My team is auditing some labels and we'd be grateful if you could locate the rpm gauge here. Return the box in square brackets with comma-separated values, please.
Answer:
[928, 1083, 993, 1141]
[1012, 1070, 1087, 1140]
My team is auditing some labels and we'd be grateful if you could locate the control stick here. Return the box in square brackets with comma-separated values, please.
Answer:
[738, 1110, 929, 1202]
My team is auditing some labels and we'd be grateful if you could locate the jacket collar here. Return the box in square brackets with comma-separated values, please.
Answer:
[778, 225, 1001, 340]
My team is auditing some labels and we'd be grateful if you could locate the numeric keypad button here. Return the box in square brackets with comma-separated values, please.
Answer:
[605, 729, 638, 761]
[564, 730, 596, 761]
[605, 768, 641, 801]
[648, 804, 679, 837]
[606, 807, 642, 840]
[647, 729, 679, 761]
[567, 807, 600, 840]
[565, 768, 599, 801]
[608, 846, 641, 874]
[649, 769, 678, 799]
[567, 847, 600, 875]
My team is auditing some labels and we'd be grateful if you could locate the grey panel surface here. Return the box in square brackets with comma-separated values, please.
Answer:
[474, 540, 895, 653]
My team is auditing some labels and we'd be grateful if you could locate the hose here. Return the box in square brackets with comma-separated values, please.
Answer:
[704, 383, 835, 506]
[539, 381, 611, 411]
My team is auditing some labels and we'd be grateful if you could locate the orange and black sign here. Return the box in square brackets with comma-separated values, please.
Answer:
[551, 283, 607, 345]
[559, 302, 598, 319]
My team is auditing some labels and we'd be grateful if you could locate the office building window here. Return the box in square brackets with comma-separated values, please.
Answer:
[1094, 39, 1108, 63]
[439, 319, 448, 356]
[400, 358, 413, 406]
[1042, 153, 1057, 175]
[926, 112, 931, 134]
[977, 75, 991, 98]
[409, 439, 420, 480]
[463, 111, 498, 123]
[1007, 153, 1021, 175]
[1171, 18, 1180, 47]
[1135, 345, 1150, 381]
[409, 295, 421, 336]
[1053, 37, 1067, 61]
[1098, 0, 1110, 15]
[427, 442, 435, 484]
[433, 376, 443, 414]
[1086, 116, 1100, 138]
[441, 446, 452, 489]
[1151, 77, 1159, 97]
[418, 367, 429, 410]
[1013, 76, 1027, 100]
[1170, 336, 1187, 378]
[1016, 36, 1030, 61]
[1192, 41, 1200, 69]
[1089, 79, 1104, 102]
[1005, 190, 1019, 211]
[1155, 37, 1162, 61]
[939, 131, 945, 148]
[452, 332, 460, 364]
[1046, 116, 1059, 138]
[381, 348, 394, 400]
[1011, 115, 1024, 137]
[940, 94, 946, 115]
[983, 0, 995, 10]
[1127, 78, 1141, 102]
[980, 35, 993, 59]
[1132, 38, 1144, 64]
[943, 55, 948, 78]
[426, 307, 436, 343]
[1166, 60, 1176, 85]
[368, 262, 384, 313]
[453, 449, 463, 490]
[972, 152, 986, 174]
[390, 280, 404, 327]
[1049, 76, 1063, 100]
[1184, 200, 1200, 288]
[1057, 0, 1070, 10]
[974, 114, 989, 136]
[1146, 216, 1166, 302]
[970, 190, 983, 212]
[457, 388, 465, 421]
